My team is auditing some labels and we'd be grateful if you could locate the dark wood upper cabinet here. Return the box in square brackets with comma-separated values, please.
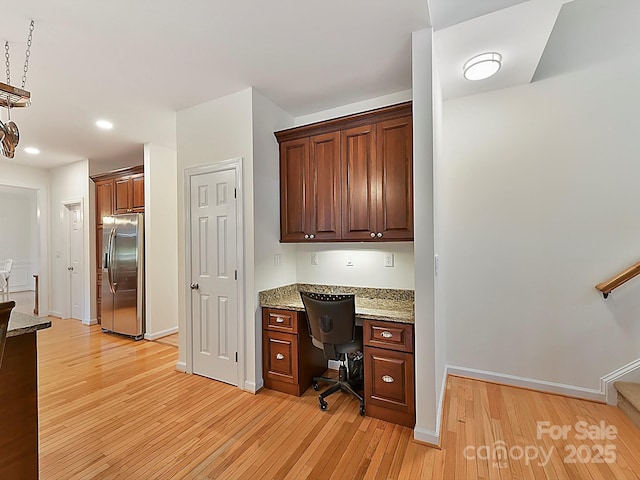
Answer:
[114, 173, 145, 214]
[276, 102, 413, 242]
[95, 181, 113, 227]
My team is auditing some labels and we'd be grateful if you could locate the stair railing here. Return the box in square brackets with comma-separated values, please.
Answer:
[595, 261, 640, 299]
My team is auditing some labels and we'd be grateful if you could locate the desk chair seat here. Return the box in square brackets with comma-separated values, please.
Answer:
[0, 301, 16, 371]
[300, 291, 365, 416]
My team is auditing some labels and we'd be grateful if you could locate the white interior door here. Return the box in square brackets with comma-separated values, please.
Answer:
[190, 167, 239, 385]
[68, 203, 84, 320]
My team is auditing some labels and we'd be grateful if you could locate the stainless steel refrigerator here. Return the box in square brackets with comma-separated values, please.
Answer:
[102, 213, 144, 339]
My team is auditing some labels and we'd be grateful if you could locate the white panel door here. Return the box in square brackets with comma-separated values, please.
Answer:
[69, 203, 84, 321]
[190, 168, 238, 385]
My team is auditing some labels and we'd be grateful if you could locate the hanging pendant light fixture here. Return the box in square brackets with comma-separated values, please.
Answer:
[463, 52, 502, 81]
[0, 20, 35, 159]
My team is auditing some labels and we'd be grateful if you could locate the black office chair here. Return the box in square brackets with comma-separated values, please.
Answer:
[300, 291, 365, 416]
[0, 301, 16, 371]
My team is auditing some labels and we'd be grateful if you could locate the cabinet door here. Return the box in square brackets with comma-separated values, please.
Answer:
[364, 346, 415, 427]
[114, 178, 131, 214]
[376, 116, 413, 240]
[131, 175, 145, 212]
[95, 181, 113, 226]
[280, 138, 310, 242]
[309, 132, 341, 240]
[341, 125, 377, 240]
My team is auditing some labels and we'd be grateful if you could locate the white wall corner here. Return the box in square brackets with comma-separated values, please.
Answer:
[83, 318, 98, 326]
[244, 379, 263, 394]
[413, 427, 440, 447]
[447, 365, 605, 403]
[144, 326, 179, 341]
[601, 358, 640, 405]
[176, 361, 187, 372]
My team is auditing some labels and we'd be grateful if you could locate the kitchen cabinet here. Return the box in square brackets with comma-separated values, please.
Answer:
[91, 165, 144, 323]
[275, 102, 412, 242]
[262, 307, 327, 396]
[363, 319, 415, 427]
[280, 132, 341, 241]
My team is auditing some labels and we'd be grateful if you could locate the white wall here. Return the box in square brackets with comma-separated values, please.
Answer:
[0, 186, 38, 291]
[252, 89, 296, 390]
[144, 143, 179, 339]
[0, 161, 50, 316]
[295, 243, 414, 289]
[441, 0, 640, 394]
[49, 160, 91, 321]
[411, 28, 438, 445]
[176, 88, 255, 388]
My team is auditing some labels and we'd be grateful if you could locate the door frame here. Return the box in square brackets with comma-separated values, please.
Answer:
[184, 158, 245, 389]
[62, 198, 85, 322]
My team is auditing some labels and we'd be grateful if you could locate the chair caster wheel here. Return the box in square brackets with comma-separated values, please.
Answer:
[319, 395, 328, 410]
[312, 382, 319, 391]
[359, 405, 365, 416]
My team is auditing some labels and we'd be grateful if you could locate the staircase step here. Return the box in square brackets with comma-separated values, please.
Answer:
[614, 381, 640, 429]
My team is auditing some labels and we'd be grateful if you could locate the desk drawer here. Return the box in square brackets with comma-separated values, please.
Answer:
[263, 308, 298, 333]
[363, 320, 413, 353]
[264, 331, 298, 384]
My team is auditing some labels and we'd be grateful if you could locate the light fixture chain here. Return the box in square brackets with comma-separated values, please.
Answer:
[21, 20, 34, 89]
[4, 42, 10, 85]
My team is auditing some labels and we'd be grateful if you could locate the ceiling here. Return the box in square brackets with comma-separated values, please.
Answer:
[0, 0, 572, 170]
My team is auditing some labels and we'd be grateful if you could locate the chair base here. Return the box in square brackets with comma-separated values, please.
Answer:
[313, 364, 365, 416]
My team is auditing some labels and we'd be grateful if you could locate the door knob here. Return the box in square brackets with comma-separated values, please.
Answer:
[67, 266, 74, 271]
[190, 283, 199, 290]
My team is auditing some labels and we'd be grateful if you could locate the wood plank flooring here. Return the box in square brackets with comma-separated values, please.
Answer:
[37, 318, 640, 479]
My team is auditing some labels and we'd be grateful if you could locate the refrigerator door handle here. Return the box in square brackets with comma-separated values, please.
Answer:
[107, 226, 117, 294]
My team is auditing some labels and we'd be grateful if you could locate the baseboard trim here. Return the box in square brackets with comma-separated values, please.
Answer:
[601, 357, 640, 405]
[447, 365, 605, 403]
[175, 361, 187, 372]
[144, 326, 178, 341]
[244, 380, 262, 394]
[49, 311, 63, 319]
[82, 318, 98, 326]
[413, 427, 440, 447]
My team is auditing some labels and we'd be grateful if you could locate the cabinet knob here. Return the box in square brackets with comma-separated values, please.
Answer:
[377, 232, 383, 238]
[276, 353, 285, 360]
[309, 234, 315, 239]
[381, 331, 393, 339]
[275, 317, 285, 323]
[370, 232, 376, 238]
[382, 375, 395, 383]
[304, 234, 310, 239]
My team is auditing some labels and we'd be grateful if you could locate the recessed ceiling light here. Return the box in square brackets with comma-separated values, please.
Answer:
[463, 52, 502, 81]
[24, 147, 40, 155]
[96, 119, 113, 130]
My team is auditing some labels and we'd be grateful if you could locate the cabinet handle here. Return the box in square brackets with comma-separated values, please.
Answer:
[382, 375, 394, 383]
[381, 331, 393, 339]
[370, 232, 376, 238]
[377, 232, 383, 238]
[304, 234, 310, 239]
[276, 353, 285, 360]
[275, 317, 285, 323]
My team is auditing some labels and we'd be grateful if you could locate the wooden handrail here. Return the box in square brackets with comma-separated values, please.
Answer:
[595, 261, 640, 299]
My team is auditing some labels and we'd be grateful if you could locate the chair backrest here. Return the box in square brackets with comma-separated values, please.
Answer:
[300, 291, 356, 358]
[0, 300, 16, 370]
[3, 259, 12, 273]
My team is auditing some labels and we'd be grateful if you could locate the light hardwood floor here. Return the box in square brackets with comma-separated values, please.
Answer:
[38, 318, 640, 479]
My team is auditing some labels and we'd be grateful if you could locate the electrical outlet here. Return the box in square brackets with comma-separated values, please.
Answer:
[384, 253, 394, 267]
[346, 254, 354, 267]
[311, 253, 318, 265]
[273, 254, 282, 267]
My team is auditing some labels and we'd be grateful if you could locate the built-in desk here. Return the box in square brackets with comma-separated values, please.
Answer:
[0, 311, 51, 479]
[259, 284, 415, 427]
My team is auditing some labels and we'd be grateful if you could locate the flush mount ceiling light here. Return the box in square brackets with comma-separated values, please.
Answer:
[24, 146, 39, 154]
[96, 119, 113, 130]
[463, 52, 502, 81]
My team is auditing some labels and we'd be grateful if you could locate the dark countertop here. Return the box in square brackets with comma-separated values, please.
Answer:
[8, 311, 52, 338]
[259, 283, 414, 324]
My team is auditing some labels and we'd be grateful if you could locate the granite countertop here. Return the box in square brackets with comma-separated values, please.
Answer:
[259, 283, 414, 324]
[8, 311, 51, 338]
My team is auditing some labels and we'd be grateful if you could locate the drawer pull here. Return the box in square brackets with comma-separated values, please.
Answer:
[382, 375, 394, 383]
[275, 317, 285, 323]
[275, 353, 285, 360]
[381, 331, 393, 339]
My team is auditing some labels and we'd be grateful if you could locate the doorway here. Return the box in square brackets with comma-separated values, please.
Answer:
[185, 159, 244, 387]
[64, 201, 84, 321]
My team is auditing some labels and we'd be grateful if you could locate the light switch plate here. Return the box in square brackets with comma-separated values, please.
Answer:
[274, 254, 282, 267]
[311, 253, 318, 265]
[384, 253, 394, 267]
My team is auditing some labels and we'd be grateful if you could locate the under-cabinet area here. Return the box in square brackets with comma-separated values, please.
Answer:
[259, 283, 415, 427]
[275, 102, 413, 243]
